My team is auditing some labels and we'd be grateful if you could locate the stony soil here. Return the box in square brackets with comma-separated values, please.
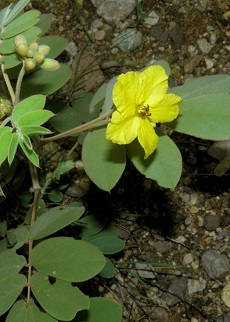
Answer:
[1, 0, 230, 321]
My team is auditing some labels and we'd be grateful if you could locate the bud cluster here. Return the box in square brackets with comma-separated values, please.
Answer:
[14, 35, 60, 72]
[0, 97, 12, 120]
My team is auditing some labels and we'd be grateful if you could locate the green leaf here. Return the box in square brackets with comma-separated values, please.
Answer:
[167, 93, 230, 140]
[29, 205, 85, 240]
[85, 236, 125, 255]
[71, 93, 101, 123]
[1, 52, 21, 69]
[99, 257, 115, 278]
[76, 215, 107, 237]
[1, 10, 40, 39]
[54, 160, 75, 180]
[127, 130, 182, 188]
[82, 225, 120, 240]
[20, 64, 72, 98]
[19, 139, 39, 167]
[82, 128, 126, 191]
[89, 83, 106, 113]
[75, 297, 122, 322]
[101, 77, 117, 114]
[0, 26, 41, 55]
[170, 74, 230, 99]
[30, 237, 106, 282]
[153, 60, 171, 76]
[3, 0, 30, 26]
[20, 125, 52, 136]
[6, 299, 58, 322]
[8, 133, 20, 165]
[7, 226, 29, 250]
[17, 110, 54, 128]
[35, 14, 53, 36]
[48, 190, 63, 202]
[0, 250, 26, 281]
[31, 272, 89, 321]
[0, 274, 27, 315]
[0, 4, 12, 28]
[12, 94, 46, 124]
[0, 129, 12, 166]
[39, 35, 68, 59]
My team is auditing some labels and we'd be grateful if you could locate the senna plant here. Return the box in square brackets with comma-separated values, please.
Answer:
[0, 0, 123, 321]
[0, 0, 230, 321]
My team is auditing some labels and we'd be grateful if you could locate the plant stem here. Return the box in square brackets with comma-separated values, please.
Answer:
[26, 162, 41, 305]
[14, 61, 25, 105]
[0, 63, 15, 103]
[40, 109, 114, 144]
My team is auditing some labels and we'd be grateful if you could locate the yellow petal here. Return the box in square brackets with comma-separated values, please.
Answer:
[149, 93, 182, 123]
[141, 66, 169, 105]
[137, 118, 159, 159]
[113, 71, 145, 117]
[106, 112, 140, 144]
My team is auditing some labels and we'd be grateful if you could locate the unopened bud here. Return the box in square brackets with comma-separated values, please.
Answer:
[16, 43, 28, 56]
[29, 42, 39, 52]
[41, 58, 60, 71]
[25, 58, 36, 70]
[26, 48, 34, 58]
[33, 52, 45, 64]
[0, 98, 12, 120]
[14, 35, 27, 46]
[38, 45, 50, 56]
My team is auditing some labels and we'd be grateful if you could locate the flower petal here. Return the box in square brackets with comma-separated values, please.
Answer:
[150, 93, 182, 123]
[141, 66, 169, 106]
[113, 72, 144, 118]
[137, 118, 159, 159]
[106, 111, 140, 144]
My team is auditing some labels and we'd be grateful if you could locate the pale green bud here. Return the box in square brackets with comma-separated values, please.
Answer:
[26, 48, 34, 58]
[16, 43, 28, 56]
[38, 45, 50, 56]
[0, 98, 12, 120]
[14, 35, 27, 46]
[41, 58, 60, 71]
[25, 58, 36, 70]
[29, 42, 39, 52]
[33, 52, 45, 64]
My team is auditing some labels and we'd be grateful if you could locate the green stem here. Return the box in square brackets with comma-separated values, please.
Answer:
[26, 162, 41, 305]
[1, 63, 15, 103]
[40, 109, 114, 144]
[14, 61, 25, 105]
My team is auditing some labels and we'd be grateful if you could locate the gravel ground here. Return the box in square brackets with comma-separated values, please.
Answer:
[1, 0, 230, 321]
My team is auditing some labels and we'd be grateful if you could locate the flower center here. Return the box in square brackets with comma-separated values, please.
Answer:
[137, 104, 151, 118]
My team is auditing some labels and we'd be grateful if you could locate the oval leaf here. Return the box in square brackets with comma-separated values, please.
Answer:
[31, 272, 89, 321]
[82, 128, 126, 191]
[1, 10, 40, 39]
[17, 110, 54, 129]
[99, 257, 115, 279]
[74, 297, 122, 322]
[20, 64, 72, 98]
[12, 94, 46, 124]
[29, 205, 85, 240]
[6, 299, 58, 322]
[167, 93, 230, 140]
[0, 250, 26, 282]
[30, 237, 106, 282]
[85, 236, 125, 255]
[0, 274, 27, 315]
[127, 131, 182, 188]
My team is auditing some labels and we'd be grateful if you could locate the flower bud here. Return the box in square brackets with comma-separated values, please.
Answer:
[25, 58, 36, 70]
[38, 45, 50, 56]
[26, 48, 34, 58]
[0, 98, 12, 120]
[41, 58, 60, 71]
[14, 35, 27, 46]
[15, 43, 28, 56]
[29, 42, 39, 52]
[33, 52, 45, 64]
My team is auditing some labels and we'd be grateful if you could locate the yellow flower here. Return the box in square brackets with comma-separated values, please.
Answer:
[106, 65, 183, 159]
